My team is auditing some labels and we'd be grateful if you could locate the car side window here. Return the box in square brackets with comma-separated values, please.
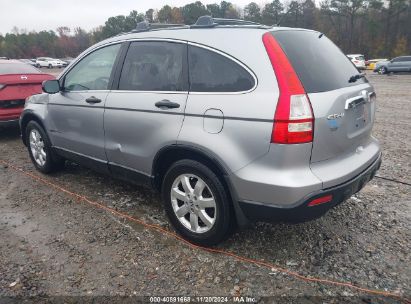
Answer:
[188, 45, 255, 92]
[64, 43, 121, 91]
[118, 41, 186, 91]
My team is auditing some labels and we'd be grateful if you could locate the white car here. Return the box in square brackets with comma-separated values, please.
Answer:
[35, 57, 63, 69]
[347, 54, 366, 70]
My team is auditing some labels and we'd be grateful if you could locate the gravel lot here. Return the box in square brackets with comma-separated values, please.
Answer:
[0, 72, 410, 302]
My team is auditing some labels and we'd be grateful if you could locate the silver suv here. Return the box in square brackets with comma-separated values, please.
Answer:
[20, 17, 382, 245]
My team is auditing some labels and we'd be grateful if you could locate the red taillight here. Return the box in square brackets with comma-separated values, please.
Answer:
[262, 33, 314, 144]
[308, 195, 333, 207]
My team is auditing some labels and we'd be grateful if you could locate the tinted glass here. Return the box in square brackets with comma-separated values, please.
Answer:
[188, 46, 255, 92]
[0, 63, 41, 74]
[64, 43, 121, 91]
[272, 31, 366, 93]
[119, 42, 186, 91]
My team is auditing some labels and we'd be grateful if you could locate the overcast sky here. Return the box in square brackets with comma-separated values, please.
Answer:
[0, 0, 261, 35]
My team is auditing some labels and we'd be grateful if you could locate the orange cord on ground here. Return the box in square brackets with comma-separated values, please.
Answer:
[1, 159, 409, 303]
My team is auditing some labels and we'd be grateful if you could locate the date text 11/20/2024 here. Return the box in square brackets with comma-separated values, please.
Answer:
[149, 296, 257, 303]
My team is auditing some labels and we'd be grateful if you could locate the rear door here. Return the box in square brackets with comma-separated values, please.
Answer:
[272, 30, 376, 164]
[104, 40, 188, 176]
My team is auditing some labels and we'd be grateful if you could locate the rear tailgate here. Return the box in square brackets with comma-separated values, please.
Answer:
[0, 74, 53, 100]
[272, 30, 379, 186]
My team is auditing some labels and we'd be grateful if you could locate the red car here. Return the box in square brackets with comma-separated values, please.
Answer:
[0, 60, 55, 125]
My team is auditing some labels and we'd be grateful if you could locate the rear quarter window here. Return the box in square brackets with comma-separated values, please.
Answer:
[271, 31, 366, 93]
[188, 45, 255, 93]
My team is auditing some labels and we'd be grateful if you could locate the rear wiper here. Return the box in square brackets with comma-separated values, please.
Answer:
[348, 73, 365, 83]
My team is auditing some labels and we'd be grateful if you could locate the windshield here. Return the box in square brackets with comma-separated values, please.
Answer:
[271, 30, 366, 93]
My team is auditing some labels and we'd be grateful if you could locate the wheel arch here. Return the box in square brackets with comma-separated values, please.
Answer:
[152, 144, 249, 227]
[20, 111, 47, 146]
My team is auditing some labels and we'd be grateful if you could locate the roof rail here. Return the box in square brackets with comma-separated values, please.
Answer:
[126, 17, 268, 36]
[131, 21, 187, 33]
[191, 16, 264, 28]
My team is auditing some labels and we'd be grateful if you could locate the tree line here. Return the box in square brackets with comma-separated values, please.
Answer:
[0, 0, 410, 60]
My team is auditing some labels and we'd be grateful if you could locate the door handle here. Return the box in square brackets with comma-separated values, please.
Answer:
[155, 99, 180, 109]
[85, 96, 102, 104]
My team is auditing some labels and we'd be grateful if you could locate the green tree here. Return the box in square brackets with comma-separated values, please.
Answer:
[181, 1, 209, 24]
[392, 36, 408, 56]
[158, 5, 173, 23]
[206, 4, 223, 17]
[262, 0, 284, 25]
[244, 2, 262, 23]
[145, 9, 155, 22]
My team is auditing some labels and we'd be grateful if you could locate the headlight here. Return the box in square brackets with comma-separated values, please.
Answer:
[0, 84, 6, 90]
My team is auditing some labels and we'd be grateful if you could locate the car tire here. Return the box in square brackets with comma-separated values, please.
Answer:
[162, 159, 234, 246]
[26, 121, 64, 174]
[48, 64, 52, 69]
[378, 66, 387, 74]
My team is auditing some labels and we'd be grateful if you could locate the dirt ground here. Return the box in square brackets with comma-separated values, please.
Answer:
[0, 71, 410, 303]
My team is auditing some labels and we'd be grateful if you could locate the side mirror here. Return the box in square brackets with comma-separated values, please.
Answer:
[42, 79, 60, 94]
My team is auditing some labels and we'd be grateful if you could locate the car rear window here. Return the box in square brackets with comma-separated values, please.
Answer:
[0, 63, 41, 75]
[271, 30, 366, 93]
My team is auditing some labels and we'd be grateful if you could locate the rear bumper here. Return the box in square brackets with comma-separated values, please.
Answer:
[0, 119, 19, 127]
[238, 153, 382, 223]
[0, 107, 23, 122]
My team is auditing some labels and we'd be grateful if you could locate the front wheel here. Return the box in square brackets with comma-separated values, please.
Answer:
[26, 121, 64, 173]
[162, 160, 234, 246]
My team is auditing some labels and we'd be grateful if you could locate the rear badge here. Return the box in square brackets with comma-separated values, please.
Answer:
[21, 75, 28, 80]
[327, 113, 344, 131]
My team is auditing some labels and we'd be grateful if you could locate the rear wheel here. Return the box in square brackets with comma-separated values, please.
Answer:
[48, 64, 52, 69]
[378, 66, 387, 74]
[26, 121, 64, 173]
[162, 160, 234, 246]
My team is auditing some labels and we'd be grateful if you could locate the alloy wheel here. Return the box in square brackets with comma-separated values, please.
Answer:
[29, 129, 47, 167]
[170, 174, 217, 234]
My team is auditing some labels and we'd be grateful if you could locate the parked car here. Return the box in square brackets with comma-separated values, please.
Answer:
[20, 17, 381, 245]
[61, 58, 74, 67]
[0, 57, 9, 60]
[55, 59, 69, 67]
[35, 57, 63, 69]
[19, 59, 37, 66]
[373, 56, 411, 74]
[347, 54, 366, 70]
[366, 58, 388, 70]
[0, 60, 54, 126]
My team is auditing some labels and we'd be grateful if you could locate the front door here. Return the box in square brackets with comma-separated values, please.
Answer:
[104, 41, 188, 177]
[47, 43, 122, 166]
